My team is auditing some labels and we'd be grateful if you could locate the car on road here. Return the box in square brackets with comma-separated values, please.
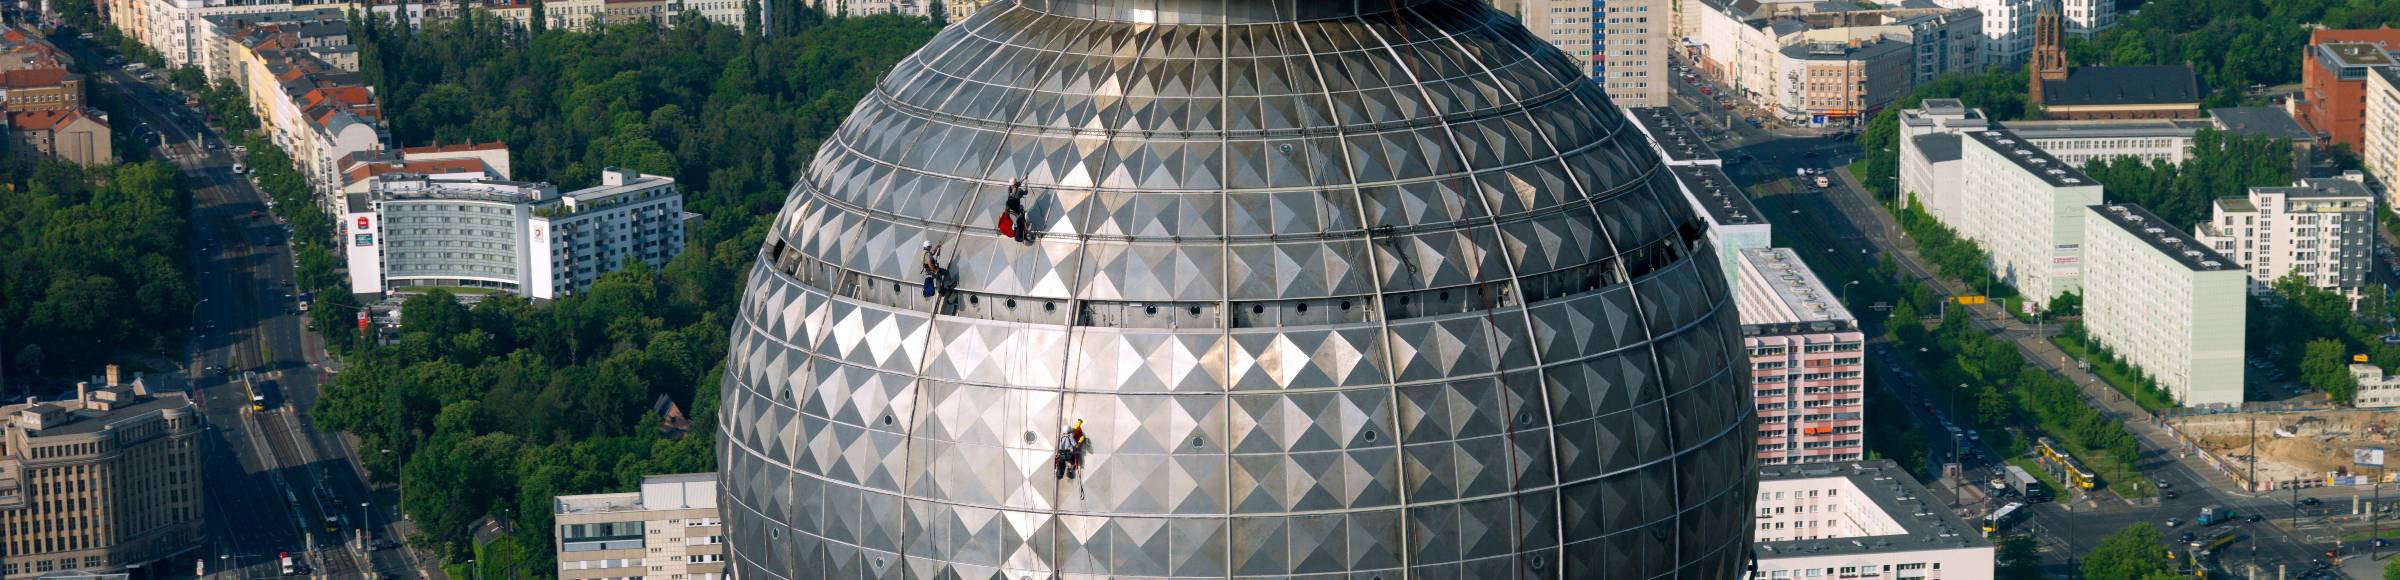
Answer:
[2300, 497, 2323, 507]
[2162, 489, 2179, 500]
[1698, 87, 1713, 95]
[371, 539, 401, 551]
[2165, 517, 2182, 527]
[2246, 514, 2263, 523]
[2178, 531, 2196, 544]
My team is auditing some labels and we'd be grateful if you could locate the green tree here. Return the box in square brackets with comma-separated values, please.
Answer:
[1996, 535, 2043, 580]
[2081, 523, 2176, 580]
[2302, 338, 2360, 403]
[2384, 555, 2400, 580]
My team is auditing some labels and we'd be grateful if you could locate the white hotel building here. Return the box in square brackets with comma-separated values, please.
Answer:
[2082, 204, 2247, 408]
[2193, 174, 2376, 297]
[1753, 460, 1995, 580]
[343, 168, 696, 300]
[1950, 127, 2103, 310]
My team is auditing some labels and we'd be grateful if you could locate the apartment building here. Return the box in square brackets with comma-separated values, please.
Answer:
[2193, 174, 2376, 296]
[1673, 164, 1769, 282]
[1735, 248, 1864, 466]
[227, 23, 387, 196]
[2368, 67, 2400, 195]
[1753, 460, 1995, 580]
[1930, 0, 2038, 68]
[2081, 204, 2247, 408]
[1623, 107, 1770, 280]
[198, 9, 348, 84]
[1774, 37, 1910, 125]
[554, 473, 726, 580]
[2350, 364, 2400, 409]
[2295, 28, 2400, 151]
[0, 366, 205, 580]
[1686, 0, 1977, 123]
[1504, 0, 1670, 107]
[2059, 0, 2113, 39]
[343, 168, 696, 300]
[1900, 102, 2308, 216]
[1897, 99, 1985, 220]
[337, 141, 513, 196]
[8, 109, 113, 166]
[1950, 127, 2103, 309]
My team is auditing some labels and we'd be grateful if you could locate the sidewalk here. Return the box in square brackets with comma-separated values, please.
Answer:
[1827, 167, 2256, 497]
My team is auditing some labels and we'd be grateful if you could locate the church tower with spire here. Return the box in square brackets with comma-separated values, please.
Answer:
[2029, 2, 2069, 106]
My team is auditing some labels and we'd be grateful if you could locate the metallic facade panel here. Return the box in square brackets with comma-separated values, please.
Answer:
[722, 0, 1753, 577]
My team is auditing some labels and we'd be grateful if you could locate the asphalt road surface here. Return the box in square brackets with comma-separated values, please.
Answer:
[59, 34, 422, 580]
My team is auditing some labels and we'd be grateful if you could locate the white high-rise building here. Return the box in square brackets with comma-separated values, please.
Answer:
[343, 168, 697, 300]
[1950, 127, 2103, 309]
[2194, 174, 2377, 296]
[2081, 204, 2247, 408]
[2363, 67, 2400, 199]
[1753, 460, 1997, 579]
[1932, 0, 2039, 68]
[2060, 0, 2115, 39]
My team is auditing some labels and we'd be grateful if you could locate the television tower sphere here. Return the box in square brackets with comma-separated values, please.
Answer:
[719, 0, 1756, 577]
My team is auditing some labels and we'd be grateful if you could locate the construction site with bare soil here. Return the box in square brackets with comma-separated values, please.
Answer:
[2170, 411, 2400, 486]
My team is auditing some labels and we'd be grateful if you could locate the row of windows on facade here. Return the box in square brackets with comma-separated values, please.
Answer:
[1756, 399, 1865, 412]
[1, 555, 109, 576]
[391, 264, 517, 275]
[1752, 372, 1866, 384]
[1747, 342, 1865, 357]
[394, 240, 515, 251]
[1759, 412, 1861, 424]
[1754, 385, 1867, 398]
[1758, 563, 1939, 579]
[1758, 425, 1864, 436]
[1756, 453, 1865, 465]
[1757, 440, 1865, 453]
[1753, 357, 1865, 370]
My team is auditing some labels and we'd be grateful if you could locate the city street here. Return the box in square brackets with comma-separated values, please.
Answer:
[1657, 70, 2379, 575]
[59, 35, 423, 580]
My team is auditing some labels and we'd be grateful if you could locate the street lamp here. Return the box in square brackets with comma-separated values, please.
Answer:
[1842, 280, 1861, 308]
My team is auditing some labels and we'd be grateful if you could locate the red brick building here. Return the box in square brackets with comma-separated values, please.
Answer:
[2295, 27, 2400, 152]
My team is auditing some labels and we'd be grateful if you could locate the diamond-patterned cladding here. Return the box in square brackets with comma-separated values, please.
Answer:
[722, 1, 1753, 578]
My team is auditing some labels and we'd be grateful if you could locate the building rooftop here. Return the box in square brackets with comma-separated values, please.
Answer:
[1755, 460, 1991, 558]
[1735, 248, 1855, 328]
[1669, 164, 1765, 228]
[1623, 107, 1719, 164]
[2207, 107, 2314, 141]
[1778, 37, 1909, 61]
[1, 376, 190, 438]
[2316, 41, 2396, 68]
[555, 472, 717, 516]
[1999, 117, 2210, 140]
[554, 491, 643, 515]
[2254, 175, 2373, 200]
[2039, 65, 2204, 107]
[2090, 204, 2237, 272]
[1910, 133, 1960, 163]
[1964, 127, 2097, 188]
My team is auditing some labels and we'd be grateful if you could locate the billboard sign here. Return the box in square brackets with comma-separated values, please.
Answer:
[2356, 447, 2385, 469]
[355, 216, 370, 230]
[354, 233, 374, 247]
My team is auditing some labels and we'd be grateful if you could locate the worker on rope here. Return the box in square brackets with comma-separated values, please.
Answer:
[920, 241, 946, 297]
[1003, 180, 1032, 243]
[1054, 419, 1087, 480]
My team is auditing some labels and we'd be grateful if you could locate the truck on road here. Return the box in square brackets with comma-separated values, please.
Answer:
[2005, 465, 2050, 502]
[2197, 504, 2233, 526]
